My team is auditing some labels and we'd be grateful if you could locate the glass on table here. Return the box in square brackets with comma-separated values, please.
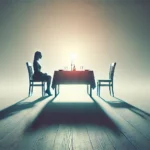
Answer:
[80, 66, 84, 71]
[64, 67, 68, 71]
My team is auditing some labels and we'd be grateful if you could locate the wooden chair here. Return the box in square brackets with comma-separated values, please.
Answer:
[97, 62, 116, 97]
[26, 62, 46, 97]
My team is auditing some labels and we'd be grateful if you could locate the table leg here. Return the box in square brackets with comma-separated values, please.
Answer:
[58, 84, 60, 94]
[55, 85, 57, 97]
[90, 85, 92, 97]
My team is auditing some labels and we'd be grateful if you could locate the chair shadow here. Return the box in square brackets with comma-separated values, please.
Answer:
[99, 96, 150, 119]
[0, 96, 49, 120]
[25, 95, 121, 135]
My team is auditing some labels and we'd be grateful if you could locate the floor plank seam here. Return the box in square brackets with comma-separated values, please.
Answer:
[52, 124, 60, 149]
[103, 130, 116, 150]
[94, 96, 148, 149]
[0, 98, 50, 143]
[96, 96, 150, 139]
[105, 128, 136, 150]
[0, 107, 35, 141]
[85, 125, 94, 150]
[107, 102, 150, 141]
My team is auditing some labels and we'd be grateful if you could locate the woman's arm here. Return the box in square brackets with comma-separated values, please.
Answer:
[33, 60, 41, 73]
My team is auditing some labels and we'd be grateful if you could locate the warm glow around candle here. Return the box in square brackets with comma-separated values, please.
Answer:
[71, 53, 76, 62]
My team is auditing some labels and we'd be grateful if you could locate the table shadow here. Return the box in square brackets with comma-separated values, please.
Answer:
[25, 96, 120, 135]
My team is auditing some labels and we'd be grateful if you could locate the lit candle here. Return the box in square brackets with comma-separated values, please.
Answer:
[70, 53, 76, 71]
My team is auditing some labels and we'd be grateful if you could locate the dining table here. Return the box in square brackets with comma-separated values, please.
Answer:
[51, 70, 96, 97]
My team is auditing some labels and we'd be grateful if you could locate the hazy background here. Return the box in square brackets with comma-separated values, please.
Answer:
[0, 0, 149, 110]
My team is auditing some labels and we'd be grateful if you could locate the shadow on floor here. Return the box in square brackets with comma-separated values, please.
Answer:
[25, 96, 120, 135]
[99, 96, 150, 119]
[0, 96, 49, 120]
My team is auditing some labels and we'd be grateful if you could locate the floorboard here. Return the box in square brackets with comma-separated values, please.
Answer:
[92, 95, 150, 150]
[0, 93, 150, 150]
[72, 125, 93, 150]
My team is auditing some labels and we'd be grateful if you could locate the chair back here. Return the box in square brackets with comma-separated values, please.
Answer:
[109, 62, 116, 80]
[26, 62, 34, 81]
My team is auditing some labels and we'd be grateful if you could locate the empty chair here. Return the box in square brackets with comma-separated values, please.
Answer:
[26, 62, 46, 96]
[97, 62, 116, 97]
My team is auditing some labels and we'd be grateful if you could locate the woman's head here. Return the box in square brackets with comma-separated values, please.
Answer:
[34, 51, 42, 60]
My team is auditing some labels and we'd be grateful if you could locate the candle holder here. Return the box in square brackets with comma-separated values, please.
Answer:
[73, 64, 76, 71]
[71, 62, 73, 71]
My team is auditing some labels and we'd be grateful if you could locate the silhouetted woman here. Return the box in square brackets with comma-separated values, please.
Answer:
[33, 51, 52, 96]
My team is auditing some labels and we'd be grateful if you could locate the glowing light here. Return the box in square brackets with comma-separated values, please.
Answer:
[71, 53, 77, 61]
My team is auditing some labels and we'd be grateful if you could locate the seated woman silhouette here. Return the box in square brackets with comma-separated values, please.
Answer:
[33, 51, 52, 96]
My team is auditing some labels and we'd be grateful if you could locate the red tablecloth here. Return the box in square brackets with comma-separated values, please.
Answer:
[51, 70, 96, 89]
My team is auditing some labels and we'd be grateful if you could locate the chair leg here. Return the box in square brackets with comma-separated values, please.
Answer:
[98, 85, 100, 97]
[31, 85, 33, 96]
[44, 82, 45, 95]
[97, 82, 98, 96]
[97, 82, 100, 97]
[28, 85, 31, 97]
[109, 82, 111, 96]
[112, 82, 114, 97]
[42, 82, 45, 96]
[42, 85, 44, 96]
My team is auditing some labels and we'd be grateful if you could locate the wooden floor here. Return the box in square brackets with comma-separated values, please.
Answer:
[0, 91, 150, 150]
